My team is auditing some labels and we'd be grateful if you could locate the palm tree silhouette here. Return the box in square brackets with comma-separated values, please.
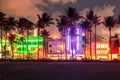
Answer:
[0, 11, 7, 59]
[18, 17, 34, 60]
[8, 34, 16, 59]
[7, 17, 17, 59]
[103, 16, 117, 60]
[86, 10, 101, 60]
[41, 29, 50, 59]
[18, 18, 27, 59]
[63, 7, 84, 60]
[86, 10, 94, 59]
[80, 20, 90, 59]
[56, 16, 69, 60]
[36, 13, 54, 59]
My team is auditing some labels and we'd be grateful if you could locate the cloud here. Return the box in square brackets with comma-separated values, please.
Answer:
[93, 4, 115, 20]
[47, 0, 77, 4]
[0, 0, 42, 23]
[31, 0, 48, 7]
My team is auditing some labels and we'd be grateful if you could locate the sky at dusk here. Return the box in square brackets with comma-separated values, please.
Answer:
[0, 0, 120, 38]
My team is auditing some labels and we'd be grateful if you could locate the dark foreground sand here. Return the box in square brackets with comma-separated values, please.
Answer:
[0, 62, 120, 80]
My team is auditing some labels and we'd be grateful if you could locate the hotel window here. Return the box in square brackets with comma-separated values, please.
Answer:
[97, 50, 100, 54]
[50, 50, 52, 53]
[97, 44, 100, 48]
[101, 44, 104, 48]
[104, 51, 108, 54]
[49, 44, 52, 47]
[101, 50, 104, 54]
[104, 44, 108, 48]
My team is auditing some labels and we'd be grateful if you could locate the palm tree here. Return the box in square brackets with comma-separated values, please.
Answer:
[56, 16, 69, 60]
[17, 18, 27, 59]
[86, 10, 101, 60]
[7, 17, 17, 59]
[36, 13, 54, 59]
[8, 34, 17, 59]
[0, 11, 7, 59]
[103, 16, 117, 60]
[36, 14, 44, 60]
[18, 17, 34, 59]
[93, 15, 101, 60]
[41, 29, 50, 59]
[80, 20, 90, 59]
[22, 18, 34, 60]
[86, 10, 94, 59]
[63, 7, 84, 59]
[2, 24, 10, 59]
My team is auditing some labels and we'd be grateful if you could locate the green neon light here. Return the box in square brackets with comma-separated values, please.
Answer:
[0, 36, 44, 54]
[17, 45, 43, 48]
[16, 36, 44, 54]
[0, 40, 10, 44]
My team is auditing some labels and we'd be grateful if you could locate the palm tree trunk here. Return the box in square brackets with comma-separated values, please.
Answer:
[37, 28, 40, 60]
[64, 28, 67, 60]
[60, 34, 62, 60]
[90, 30, 92, 59]
[27, 29, 29, 60]
[71, 36, 74, 60]
[43, 36, 46, 59]
[21, 29, 24, 59]
[10, 29, 14, 59]
[84, 30, 87, 59]
[5, 32, 7, 59]
[11, 42, 14, 59]
[1, 26, 3, 59]
[95, 25, 97, 60]
[109, 28, 112, 60]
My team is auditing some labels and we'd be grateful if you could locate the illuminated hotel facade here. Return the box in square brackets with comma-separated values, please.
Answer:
[0, 31, 120, 60]
[0, 36, 44, 59]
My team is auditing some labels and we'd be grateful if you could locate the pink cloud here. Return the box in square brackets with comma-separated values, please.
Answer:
[0, 0, 42, 22]
[47, 0, 77, 4]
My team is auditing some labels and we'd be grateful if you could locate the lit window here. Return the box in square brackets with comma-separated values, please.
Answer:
[104, 44, 108, 48]
[101, 44, 104, 48]
[97, 50, 100, 54]
[97, 44, 100, 48]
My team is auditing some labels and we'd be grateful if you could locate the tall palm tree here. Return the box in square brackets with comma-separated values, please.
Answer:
[17, 18, 27, 59]
[8, 34, 17, 59]
[103, 16, 117, 60]
[2, 24, 10, 59]
[0, 12, 7, 59]
[7, 17, 17, 59]
[56, 16, 69, 60]
[41, 29, 50, 59]
[86, 10, 101, 60]
[36, 13, 54, 59]
[64, 7, 84, 59]
[18, 17, 34, 59]
[80, 20, 90, 59]
[86, 10, 94, 59]
[93, 15, 101, 60]
[36, 14, 44, 60]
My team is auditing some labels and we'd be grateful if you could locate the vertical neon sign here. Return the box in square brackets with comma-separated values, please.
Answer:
[65, 25, 83, 55]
